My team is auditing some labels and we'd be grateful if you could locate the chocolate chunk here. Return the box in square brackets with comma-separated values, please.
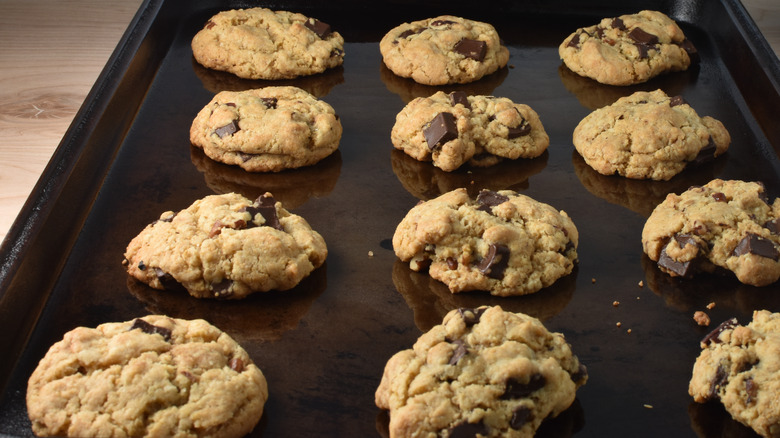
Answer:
[477, 190, 509, 212]
[304, 18, 332, 38]
[154, 267, 183, 291]
[635, 43, 651, 59]
[745, 377, 758, 405]
[448, 420, 488, 438]
[628, 27, 659, 45]
[260, 97, 278, 109]
[510, 407, 532, 429]
[732, 233, 780, 260]
[448, 339, 468, 365]
[476, 243, 511, 279]
[709, 364, 729, 400]
[212, 279, 233, 298]
[501, 374, 546, 399]
[712, 192, 727, 202]
[225, 102, 236, 108]
[446, 257, 458, 270]
[611, 18, 627, 30]
[398, 28, 422, 39]
[567, 32, 581, 49]
[657, 248, 694, 277]
[457, 307, 486, 326]
[571, 363, 588, 384]
[690, 137, 717, 166]
[507, 120, 531, 139]
[669, 95, 687, 107]
[138, 261, 146, 271]
[431, 19, 456, 26]
[679, 39, 699, 64]
[130, 318, 172, 342]
[674, 233, 702, 251]
[449, 91, 471, 109]
[205, 20, 216, 30]
[215, 120, 239, 138]
[424, 112, 458, 150]
[243, 194, 283, 231]
[239, 152, 253, 162]
[595, 27, 605, 40]
[702, 317, 738, 346]
[765, 219, 780, 234]
[454, 39, 487, 61]
[229, 357, 245, 372]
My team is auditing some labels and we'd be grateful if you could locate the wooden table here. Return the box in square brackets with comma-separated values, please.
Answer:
[0, 0, 778, 243]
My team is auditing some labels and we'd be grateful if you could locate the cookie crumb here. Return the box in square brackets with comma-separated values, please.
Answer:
[638, 280, 644, 287]
[368, 251, 374, 257]
[706, 302, 716, 310]
[693, 311, 711, 326]
[644, 404, 653, 409]
[591, 278, 596, 284]
[616, 322, 622, 328]
[627, 328, 632, 334]
[612, 301, 620, 307]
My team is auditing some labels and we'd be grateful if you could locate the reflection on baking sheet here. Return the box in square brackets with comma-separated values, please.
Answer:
[126, 263, 327, 343]
[379, 61, 508, 103]
[572, 150, 727, 218]
[391, 259, 576, 332]
[641, 254, 780, 313]
[190, 145, 341, 208]
[192, 56, 345, 97]
[558, 63, 699, 110]
[688, 400, 757, 438]
[391, 148, 547, 201]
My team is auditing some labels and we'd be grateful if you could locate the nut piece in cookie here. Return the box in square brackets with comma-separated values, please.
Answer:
[689, 310, 780, 437]
[376, 305, 587, 437]
[393, 188, 578, 296]
[190, 86, 342, 173]
[26, 315, 268, 437]
[191, 7, 344, 80]
[559, 10, 696, 85]
[642, 179, 780, 287]
[391, 91, 549, 172]
[573, 89, 730, 181]
[123, 192, 328, 299]
[379, 15, 509, 85]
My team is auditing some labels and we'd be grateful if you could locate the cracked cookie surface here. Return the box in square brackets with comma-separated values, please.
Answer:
[375, 305, 587, 437]
[642, 179, 780, 287]
[124, 192, 328, 299]
[26, 315, 268, 437]
[190, 86, 342, 172]
[559, 10, 697, 85]
[380, 15, 509, 85]
[191, 7, 344, 80]
[391, 91, 549, 172]
[392, 188, 578, 296]
[689, 310, 780, 438]
[573, 89, 730, 181]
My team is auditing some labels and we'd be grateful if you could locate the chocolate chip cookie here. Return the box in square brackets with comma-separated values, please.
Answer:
[573, 89, 730, 181]
[380, 15, 509, 85]
[559, 10, 697, 85]
[27, 315, 268, 437]
[393, 188, 578, 296]
[689, 310, 780, 438]
[191, 7, 344, 80]
[123, 192, 328, 299]
[190, 86, 342, 173]
[391, 91, 549, 172]
[642, 179, 780, 287]
[375, 305, 588, 437]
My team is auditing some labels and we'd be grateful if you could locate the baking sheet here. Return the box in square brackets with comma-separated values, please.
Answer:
[1, 0, 780, 436]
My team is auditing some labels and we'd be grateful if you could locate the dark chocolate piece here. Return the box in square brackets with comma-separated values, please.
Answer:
[657, 248, 693, 277]
[448, 420, 488, 438]
[628, 27, 659, 45]
[510, 407, 532, 429]
[635, 43, 651, 59]
[448, 339, 468, 365]
[431, 19, 456, 26]
[476, 243, 510, 279]
[457, 307, 486, 326]
[449, 91, 471, 109]
[154, 267, 183, 291]
[765, 219, 780, 234]
[205, 20, 216, 30]
[424, 112, 458, 150]
[260, 97, 278, 109]
[669, 95, 687, 107]
[712, 192, 728, 202]
[567, 32, 581, 49]
[130, 318, 172, 342]
[398, 28, 422, 39]
[571, 363, 588, 384]
[507, 120, 531, 139]
[611, 18, 627, 30]
[138, 261, 146, 271]
[701, 318, 739, 346]
[745, 377, 757, 405]
[454, 39, 487, 61]
[732, 233, 780, 260]
[679, 39, 699, 64]
[709, 364, 729, 400]
[212, 279, 233, 298]
[446, 257, 458, 270]
[229, 357, 245, 372]
[304, 18, 332, 39]
[477, 190, 509, 212]
[215, 120, 239, 138]
[501, 374, 546, 399]
[243, 194, 283, 231]
[689, 137, 717, 166]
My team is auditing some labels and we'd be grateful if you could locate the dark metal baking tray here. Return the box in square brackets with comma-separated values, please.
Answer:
[1, 0, 779, 436]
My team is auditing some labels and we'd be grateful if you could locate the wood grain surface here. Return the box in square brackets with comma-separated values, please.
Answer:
[0, 0, 777, 242]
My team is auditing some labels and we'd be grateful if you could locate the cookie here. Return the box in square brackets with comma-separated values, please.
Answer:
[642, 179, 780, 287]
[573, 89, 730, 181]
[26, 315, 268, 437]
[689, 310, 780, 437]
[380, 16, 509, 85]
[375, 305, 587, 437]
[559, 10, 697, 85]
[393, 188, 578, 296]
[191, 7, 344, 80]
[190, 86, 342, 173]
[123, 192, 328, 299]
[391, 91, 549, 172]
